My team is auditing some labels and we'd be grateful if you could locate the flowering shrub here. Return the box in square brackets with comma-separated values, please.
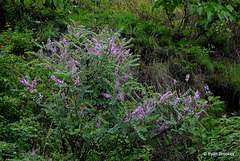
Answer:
[20, 23, 210, 160]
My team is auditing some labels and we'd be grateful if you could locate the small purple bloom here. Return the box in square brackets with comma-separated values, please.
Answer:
[32, 147, 35, 157]
[119, 76, 129, 81]
[152, 99, 156, 107]
[75, 75, 80, 85]
[65, 103, 70, 109]
[159, 122, 166, 131]
[173, 79, 177, 84]
[184, 107, 189, 114]
[46, 65, 51, 68]
[132, 105, 143, 117]
[117, 94, 121, 100]
[174, 97, 180, 106]
[63, 38, 68, 46]
[138, 113, 144, 120]
[177, 115, 181, 121]
[79, 107, 84, 115]
[72, 65, 77, 76]
[51, 75, 67, 85]
[124, 49, 130, 55]
[187, 95, 192, 104]
[77, 28, 85, 36]
[194, 90, 200, 101]
[146, 105, 151, 113]
[125, 111, 131, 122]
[143, 100, 147, 106]
[195, 111, 203, 116]
[102, 93, 111, 98]
[110, 37, 116, 45]
[20, 76, 36, 89]
[115, 81, 120, 90]
[114, 67, 118, 74]
[32, 76, 38, 88]
[97, 118, 101, 127]
[160, 92, 173, 102]
[199, 101, 208, 106]
[185, 74, 190, 82]
[61, 92, 65, 100]
[46, 37, 51, 49]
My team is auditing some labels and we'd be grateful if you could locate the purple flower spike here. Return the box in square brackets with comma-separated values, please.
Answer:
[138, 113, 144, 120]
[143, 100, 147, 106]
[114, 67, 118, 74]
[194, 90, 200, 101]
[77, 28, 85, 36]
[152, 99, 156, 107]
[124, 49, 130, 55]
[117, 94, 122, 100]
[20, 76, 34, 89]
[199, 101, 208, 106]
[132, 105, 143, 117]
[32, 76, 38, 88]
[63, 38, 68, 46]
[75, 75, 80, 85]
[110, 37, 116, 45]
[159, 122, 166, 131]
[102, 93, 111, 98]
[51, 75, 67, 85]
[72, 65, 77, 76]
[119, 76, 129, 81]
[61, 92, 65, 100]
[115, 81, 120, 90]
[146, 105, 151, 113]
[46, 37, 51, 49]
[160, 92, 173, 102]
[68, 24, 72, 36]
[46, 65, 51, 69]
[184, 107, 189, 114]
[185, 74, 190, 82]
[125, 111, 131, 122]
[174, 97, 180, 107]
[177, 115, 181, 121]
[97, 118, 101, 127]
[195, 111, 203, 116]
[32, 147, 35, 157]
[173, 79, 177, 84]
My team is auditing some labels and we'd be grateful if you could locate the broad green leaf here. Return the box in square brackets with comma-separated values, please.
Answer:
[226, 5, 234, 12]
[207, 11, 213, 21]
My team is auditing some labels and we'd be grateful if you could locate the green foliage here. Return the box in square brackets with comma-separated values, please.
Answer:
[0, 141, 18, 160]
[190, 2, 236, 29]
[199, 115, 240, 161]
[0, 27, 34, 54]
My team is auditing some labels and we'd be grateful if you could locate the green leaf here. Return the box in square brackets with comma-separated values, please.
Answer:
[226, 5, 234, 12]
[207, 11, 213, 21]
[197, 6, 203, 15]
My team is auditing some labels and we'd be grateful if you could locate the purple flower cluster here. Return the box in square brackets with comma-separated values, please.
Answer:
[160, 92, 174, 102]
[51, 75, 67, 85]
[128, 99, 156, 121]
[20, 76, 38, 90]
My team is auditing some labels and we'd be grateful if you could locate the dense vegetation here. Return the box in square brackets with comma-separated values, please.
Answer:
[0, 0, 239, 160]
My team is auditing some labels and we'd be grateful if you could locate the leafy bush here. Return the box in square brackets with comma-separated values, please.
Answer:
[15, 23, 212, 160]
[0, 29, 33, 55]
